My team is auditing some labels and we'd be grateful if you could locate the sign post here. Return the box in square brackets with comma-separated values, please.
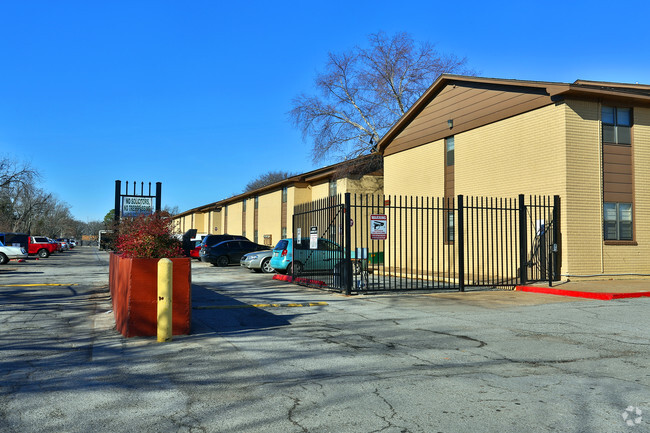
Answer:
[115, 180, 162, 221]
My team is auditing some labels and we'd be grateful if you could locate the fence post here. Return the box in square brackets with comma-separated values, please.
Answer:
[114, 180, 121, 221]
[551, 195, 561, 285]
[457, 195, 465, 292]
[344, 193, 352, 296]
[518, 194, 527, 286]
[155, 182, 162, 213]
[289, 208, 295, 278]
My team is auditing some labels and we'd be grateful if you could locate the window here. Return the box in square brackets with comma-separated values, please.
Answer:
[604, 202, 633, 241]
[281, 227, 287, 238]
[224, 205, 228, 216]
[282, 187, 287, 203]
[445, 136, 454, 166]
[254, 196, 259, 209]
[254, 230, 258, 244]
[329, 180, 337, 197]
[242, 200, 246, 212]
[602, 106, 632, 145]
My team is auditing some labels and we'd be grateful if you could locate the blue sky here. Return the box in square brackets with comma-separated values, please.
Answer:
[1, 0, 649, 222]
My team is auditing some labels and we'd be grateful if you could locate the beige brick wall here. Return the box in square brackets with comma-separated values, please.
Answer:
[194, 213, 205, 233]
[460, 103, 568, 278]
[563, 99, 603, 276]
[207, 210, 220, 234]
[457, 103, 566, 198]
[384, 101, 650, 278]
[384, 139, 445, 198]
[225, 201, 244, 235]
[311, 181, 331, 201]
[257, 190, 282, 246]
[384, 105, 568, 278]
[340, 175, 384, 196]
[182, 215, 193, 233]
[287, 185, 315, 239]
[293, 185, 313, 206]
[209, 210, 220, 234]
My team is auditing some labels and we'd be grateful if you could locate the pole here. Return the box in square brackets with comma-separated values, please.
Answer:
[114, 180, 121, 221]
[518, 194, 527, 286]
[457, 195, 465, 292]
[157, 258, 173, 342]
[344, 193, 352, 296]
[155, 182, 162, 213]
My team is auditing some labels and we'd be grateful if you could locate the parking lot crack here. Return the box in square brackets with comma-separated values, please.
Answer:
[415, 328, 487, 348]
[369, 388, 415, 433]
[287, 396, 309, 433]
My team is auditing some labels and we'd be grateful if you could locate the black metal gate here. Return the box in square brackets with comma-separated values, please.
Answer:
[291, 193, 560, 294]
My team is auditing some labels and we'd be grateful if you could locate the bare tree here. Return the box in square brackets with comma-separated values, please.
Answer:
[244, 171, 296, 192]
[0, 156, 88, 237]
[0, 157, 37, 190]
[290, 32, 475, 162]
[163, 205, 180, 216]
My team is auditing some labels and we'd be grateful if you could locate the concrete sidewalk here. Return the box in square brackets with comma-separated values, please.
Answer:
[516, 278, 650, 300]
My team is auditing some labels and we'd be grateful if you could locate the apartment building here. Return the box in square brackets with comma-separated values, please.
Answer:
[376, 75, 650, 279]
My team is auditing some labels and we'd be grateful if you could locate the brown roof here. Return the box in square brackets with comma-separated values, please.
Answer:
[174, 154, 380, 217]
[377, 75, 650, 156]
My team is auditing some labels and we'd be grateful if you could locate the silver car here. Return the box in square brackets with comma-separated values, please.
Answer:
[240, 250, 275, 273]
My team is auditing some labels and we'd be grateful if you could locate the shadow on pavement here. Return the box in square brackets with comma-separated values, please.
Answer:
[191, 284, 297, 336]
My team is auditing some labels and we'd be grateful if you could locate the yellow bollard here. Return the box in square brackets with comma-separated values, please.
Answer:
[157, 258, 173, 342]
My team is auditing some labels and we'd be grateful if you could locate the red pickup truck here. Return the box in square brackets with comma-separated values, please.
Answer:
[29, 236, 58, 258]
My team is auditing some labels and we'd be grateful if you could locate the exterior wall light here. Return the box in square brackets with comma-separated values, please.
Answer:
[447, 119, 453, 129]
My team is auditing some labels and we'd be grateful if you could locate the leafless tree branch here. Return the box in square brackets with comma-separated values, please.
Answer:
[290, 31, 475, 163]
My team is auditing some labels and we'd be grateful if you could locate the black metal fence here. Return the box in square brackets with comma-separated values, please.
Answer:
[291, 193, 560, 294]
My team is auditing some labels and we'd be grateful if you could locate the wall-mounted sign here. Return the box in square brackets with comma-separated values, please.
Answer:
[370, 214, 388, 240]
[122, 196, 154, 217]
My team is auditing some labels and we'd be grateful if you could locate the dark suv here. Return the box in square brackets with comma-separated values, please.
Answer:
[199, 234, 249, 250]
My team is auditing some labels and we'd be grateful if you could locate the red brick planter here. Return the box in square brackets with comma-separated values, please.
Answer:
[109, 253, 191, 337]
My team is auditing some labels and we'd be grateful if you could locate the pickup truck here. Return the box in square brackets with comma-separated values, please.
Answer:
[0, 240, 28, 264]
[29, 236, 58, 258]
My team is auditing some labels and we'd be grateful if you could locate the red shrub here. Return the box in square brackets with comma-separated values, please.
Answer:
[115, 212, 184, 259]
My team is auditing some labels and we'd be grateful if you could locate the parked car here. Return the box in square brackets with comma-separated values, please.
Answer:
[199, 234, 249, 249]
[56, 238, 73, 249]
[270, 237, 343, 274]
[189, 239, 202, 260]
[240, 250, 275, 273]
[28, 236, 59, 258]
[49, 238, 63, 252]
[0, 240, 28, 264]
[200, 240, 269, 267]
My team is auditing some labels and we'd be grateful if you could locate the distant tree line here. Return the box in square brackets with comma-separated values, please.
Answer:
[0, 156, 105, 239]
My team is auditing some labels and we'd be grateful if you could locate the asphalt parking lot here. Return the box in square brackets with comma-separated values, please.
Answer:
[1, 247, 648, 432]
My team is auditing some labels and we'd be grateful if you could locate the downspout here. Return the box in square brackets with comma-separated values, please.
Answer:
[598, 101, 605, 273]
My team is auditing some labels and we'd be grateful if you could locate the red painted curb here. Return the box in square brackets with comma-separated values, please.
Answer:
[515, 286, 650, 300]
[272, 274, 327, 287]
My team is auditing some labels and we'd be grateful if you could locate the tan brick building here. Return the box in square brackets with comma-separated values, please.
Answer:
[173, 157, 383, 247]
[376, 75, 650, 280]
